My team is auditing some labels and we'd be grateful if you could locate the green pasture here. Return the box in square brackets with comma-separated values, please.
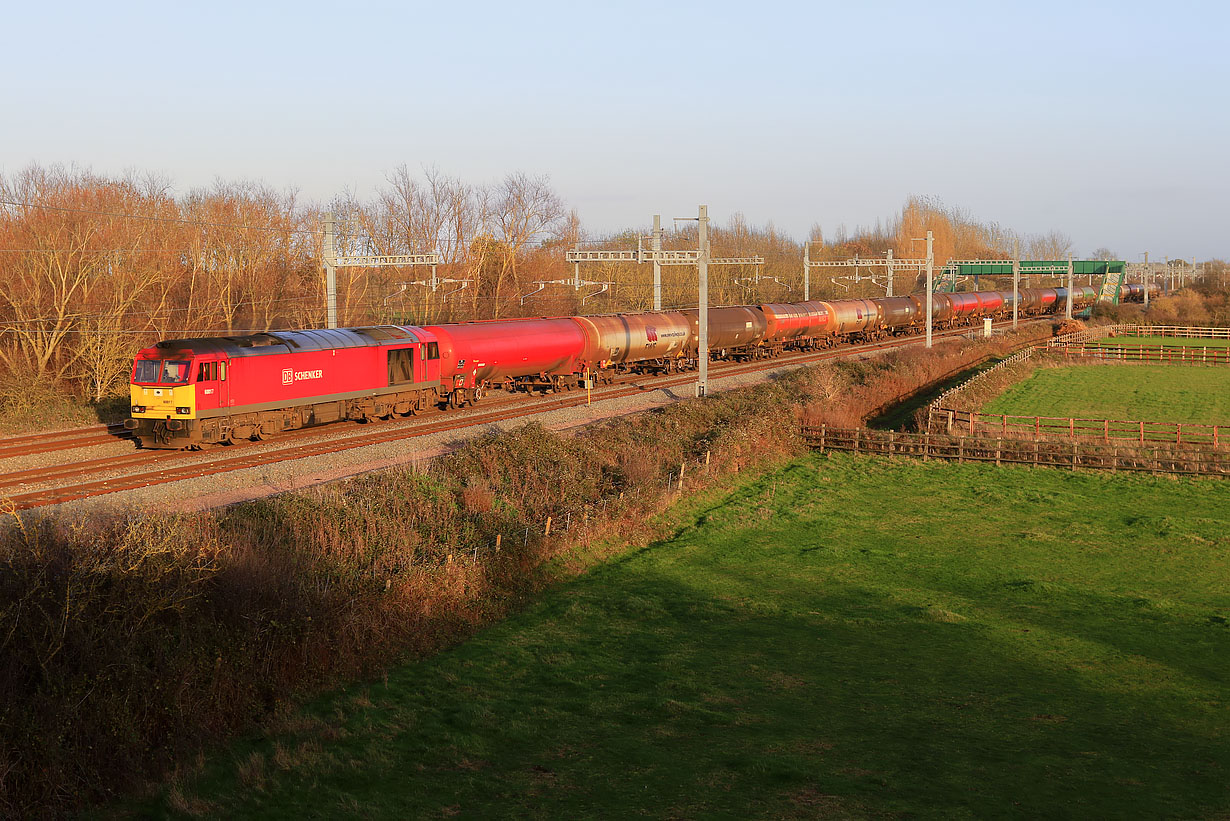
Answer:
[1087, 335, 1230, 349]
[984, 365, 1230, 424]
[151, 455, 1230, 819]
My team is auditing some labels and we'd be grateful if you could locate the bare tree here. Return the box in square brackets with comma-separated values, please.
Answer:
[1025, 230, 1073, 260]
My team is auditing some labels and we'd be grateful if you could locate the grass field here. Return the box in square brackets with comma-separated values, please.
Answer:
[150, 455, 1230, 819]
[984, 364, 1230, 423]
[1088, 335, 1230, 349]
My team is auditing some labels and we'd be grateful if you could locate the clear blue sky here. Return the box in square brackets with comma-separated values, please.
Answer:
[6, 0, 1227, 259]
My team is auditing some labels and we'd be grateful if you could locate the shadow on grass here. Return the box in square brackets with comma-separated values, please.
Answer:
[153, 546, 1228, 820]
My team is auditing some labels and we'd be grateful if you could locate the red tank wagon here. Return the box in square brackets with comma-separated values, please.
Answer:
[425, 317, 589, 399]
[760, 302, 833, 350]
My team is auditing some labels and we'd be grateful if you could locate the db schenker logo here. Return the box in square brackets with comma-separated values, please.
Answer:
[283, 368, 323, 385]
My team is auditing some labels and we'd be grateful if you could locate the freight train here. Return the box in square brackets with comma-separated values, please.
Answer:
[125, 284, 1143, 449]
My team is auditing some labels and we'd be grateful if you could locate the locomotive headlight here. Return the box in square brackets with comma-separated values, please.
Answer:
[176, 407, 191, 415]
[131, 405, 146, 414]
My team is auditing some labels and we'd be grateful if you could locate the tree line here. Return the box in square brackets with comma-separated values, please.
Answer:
[0, 163, 1149, 401]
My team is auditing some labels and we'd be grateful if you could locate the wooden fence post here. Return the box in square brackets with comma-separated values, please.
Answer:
[924, 432, 930, 462]
[958, 438, 964, 463]
[545, 516, 552, 536]
[495, 534, 502, 552]
[996, 439, 1001, 466]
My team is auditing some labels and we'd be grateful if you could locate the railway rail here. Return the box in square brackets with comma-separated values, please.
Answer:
[0, 319, 1047, 511]
[0, 423, 129, 460]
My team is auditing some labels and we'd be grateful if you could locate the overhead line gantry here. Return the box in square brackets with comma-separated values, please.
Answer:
[566, 215, 764, 311]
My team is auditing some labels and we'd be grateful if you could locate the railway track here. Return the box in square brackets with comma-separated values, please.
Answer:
[1, 320, 1045, 511]
[0, 423, 129, 459]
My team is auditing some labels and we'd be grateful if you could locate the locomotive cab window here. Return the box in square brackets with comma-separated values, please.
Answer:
[161, 360, 191, 384]
[133, 359, 160, 383]
[197, 361, 219, 382]
[426, 342, 439, 360]
[387, 348, 415, 386]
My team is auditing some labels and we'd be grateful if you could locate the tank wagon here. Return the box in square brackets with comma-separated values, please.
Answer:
[127, 283, 1149, 448]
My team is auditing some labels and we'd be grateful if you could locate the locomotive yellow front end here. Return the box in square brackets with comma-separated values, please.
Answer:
[124, 356, 199, 448]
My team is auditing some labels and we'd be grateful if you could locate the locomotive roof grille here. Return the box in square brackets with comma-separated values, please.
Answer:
[149, 325, 422, 357]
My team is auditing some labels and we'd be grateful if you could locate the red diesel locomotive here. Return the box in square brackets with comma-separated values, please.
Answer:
[126, 283, 1138, 448]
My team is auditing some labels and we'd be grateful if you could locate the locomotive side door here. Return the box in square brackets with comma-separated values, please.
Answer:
[194, 356, 218, 413]
[195, 358, 225, 413]
[422, 340, 440, 383]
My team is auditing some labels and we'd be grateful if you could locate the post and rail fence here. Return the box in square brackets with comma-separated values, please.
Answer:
[801, 425, 1230, 478]
[1120, 325, 1230, 340]
[929, 409, 1224, 448]
[1053, 344, 1230, 365]
[926, 323, 1230, 447]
